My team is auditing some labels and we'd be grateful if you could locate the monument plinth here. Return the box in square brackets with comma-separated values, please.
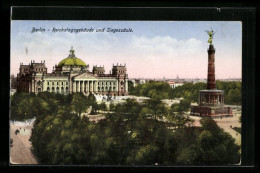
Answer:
[190, 30, 233, 118]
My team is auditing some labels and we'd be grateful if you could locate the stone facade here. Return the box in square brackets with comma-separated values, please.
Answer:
[16, 48, 128, 96]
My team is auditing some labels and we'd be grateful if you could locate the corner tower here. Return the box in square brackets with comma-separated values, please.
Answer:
[112, 64, 128, 96]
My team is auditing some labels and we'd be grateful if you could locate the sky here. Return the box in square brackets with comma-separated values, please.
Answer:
[11, 21, 242, 79]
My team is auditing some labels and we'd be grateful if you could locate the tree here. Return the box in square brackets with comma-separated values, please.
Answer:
[109, 103, 115, 112]
[134, 145, 159, 165]
[71, 93, 89, 117]
[226, 88, 241, 105]
[87, 93, 98, 115]
[200, 117, 221, 134]
[130, 81, 172, 99]
[28, 89, 240, 165]
[10, 92, 40, 121]
[128, 81, 134, 95]
[176, 117, 240, 165]
[98, 102, 107, 112]
[166, 98, 193, 130]
[123, 99, 142, 131]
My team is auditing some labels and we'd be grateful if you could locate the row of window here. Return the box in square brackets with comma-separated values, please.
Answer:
[22, 68, 46, 72]
[118, 70, 125, 74]
[46, 81, 125, 86]
[97, 86, 116, 91]
[47, 86, 69, 92]
[98, 81, 116, 85]
[47, 81, 68, 85]
[97, 81, 124, 85]
[75, 81, 117, 86]
[35, 68, 46, 72]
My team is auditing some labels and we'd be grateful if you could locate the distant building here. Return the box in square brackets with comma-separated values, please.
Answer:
[219, 78, 242, 82]
[130, 79, 146, 87]
[16, 47, 128, 96]
[174, 75, 185, 83]
[166, 81, 184, 89]
[192, 78, 207, 84]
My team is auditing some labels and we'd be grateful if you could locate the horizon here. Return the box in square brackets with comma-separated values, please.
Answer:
[10, 73, 241, 81]
[11, 21, 242, 79]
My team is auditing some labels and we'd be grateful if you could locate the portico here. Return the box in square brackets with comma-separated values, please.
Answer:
[72, 77, 120, 95]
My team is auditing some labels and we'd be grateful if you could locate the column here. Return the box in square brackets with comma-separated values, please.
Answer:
[91, 81, 94, 93]
[111, 81, 114, 92]
[59, 81, 62, 93]
[82, 81, 85, 93]
[116, 80, 119, 92]
[93, 81, 95, 92]
[73, 82, 76, 92]
[217, 95, 219, 104]
[92, 81, 94, 93]
[86, 81, 89, 94]
[95, 81, 98, 92]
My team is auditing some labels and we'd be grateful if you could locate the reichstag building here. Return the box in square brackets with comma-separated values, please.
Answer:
[17, 47, 129, 96]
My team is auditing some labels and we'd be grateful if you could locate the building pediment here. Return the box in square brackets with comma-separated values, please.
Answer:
[74, 72, 96, 80]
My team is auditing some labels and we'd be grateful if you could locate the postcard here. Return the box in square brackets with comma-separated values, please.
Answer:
[10, 19, 242, 166]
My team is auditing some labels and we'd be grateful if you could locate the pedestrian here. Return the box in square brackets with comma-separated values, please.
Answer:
[15, 129, 19, 135]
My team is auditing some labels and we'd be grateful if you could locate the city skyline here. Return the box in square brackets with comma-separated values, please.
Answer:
[11, 21, 242, 79]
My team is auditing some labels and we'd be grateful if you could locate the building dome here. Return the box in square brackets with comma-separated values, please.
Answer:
[57, 47, 87, 67]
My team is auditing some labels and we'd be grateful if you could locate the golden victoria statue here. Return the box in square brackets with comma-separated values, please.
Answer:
[205, 29, 215, 44]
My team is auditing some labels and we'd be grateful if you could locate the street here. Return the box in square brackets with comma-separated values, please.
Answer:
[9, 121, 38, 164]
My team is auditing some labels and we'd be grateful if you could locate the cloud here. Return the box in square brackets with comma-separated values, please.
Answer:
[11, 24, 241, 79]
[120, 36, 207, 78]
[11, 30, 120, 74]
[129, 36, 203, 58]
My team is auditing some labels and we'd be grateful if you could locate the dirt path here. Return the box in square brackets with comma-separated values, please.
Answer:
[10, 123, 38, 164]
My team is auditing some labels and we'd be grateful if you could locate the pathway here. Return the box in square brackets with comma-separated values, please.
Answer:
[9, 122, 38, 165]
